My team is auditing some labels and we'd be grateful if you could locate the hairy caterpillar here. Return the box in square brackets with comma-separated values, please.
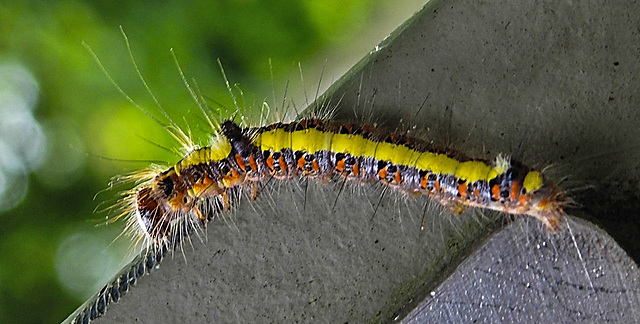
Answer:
[70, 26, 580, 324]
[64, 0, 640, 321]
[127, 117, 567, 252]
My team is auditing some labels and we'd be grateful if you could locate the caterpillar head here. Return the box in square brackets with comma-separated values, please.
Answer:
[135, 186, 172, 243]
[134, 169, 220, 245]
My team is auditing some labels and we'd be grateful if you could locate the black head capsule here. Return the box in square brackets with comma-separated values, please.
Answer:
[221, 120, 255, 158]
[135, 187, 170, 242]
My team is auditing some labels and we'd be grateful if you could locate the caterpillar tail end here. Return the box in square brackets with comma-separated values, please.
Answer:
[530, 182, 569, 234]
[537, 210, 563, 234]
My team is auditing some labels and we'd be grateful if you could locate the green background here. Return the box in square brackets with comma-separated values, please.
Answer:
[0, 1, 425, 322]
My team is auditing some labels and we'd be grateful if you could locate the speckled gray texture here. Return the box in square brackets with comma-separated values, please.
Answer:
[67, 0, 640, 322]
[403, 217, 640, 323]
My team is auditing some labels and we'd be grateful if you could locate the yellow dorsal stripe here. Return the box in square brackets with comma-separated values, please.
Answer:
[255, 128, 504, 183]
[175, 137, 232, 173]
[455, 161, 496, 183]
[523, 171, 544, 192]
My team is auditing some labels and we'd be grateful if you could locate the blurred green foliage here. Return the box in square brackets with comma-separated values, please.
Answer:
[0, 0, 424, 322]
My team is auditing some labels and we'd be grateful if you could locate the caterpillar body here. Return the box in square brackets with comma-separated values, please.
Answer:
[128, 117, 568, 249]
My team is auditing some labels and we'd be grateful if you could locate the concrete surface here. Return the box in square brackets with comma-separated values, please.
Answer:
[403, 217, 640, 323]
[65, 0, 640, 322]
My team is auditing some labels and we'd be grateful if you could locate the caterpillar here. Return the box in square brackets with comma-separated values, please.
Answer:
[82, 29, 570, 255]
[124, 116, 568, 251]
[72, 31, 574, 324]
[62, 0, 640, 319]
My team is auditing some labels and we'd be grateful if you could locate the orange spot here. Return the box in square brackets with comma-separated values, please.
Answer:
[458, 182, 468, 198]
[266, 155, 275, 170]
[434, 180, 441, 192]
[235, 154, 246, 171]
[297, 157, 305, 170]
[194, 206, 206, 221]
[491, 184, 501, 200]
[353, 163, 360, 176]
[222, 191, 230, 210]
[538, 198, 549, 209]
[474, 188, 481, 199]
[279, 156, 288, 171]
[378, 167, 387, 180]
[169, 191, 185, 209]
[224, 169, 243, 185]
[193, 184, 205, 194]
[312, 161, 320, 171]
[336, 159, 345, 172]
[394, 171, 402, 183]
[200, 175, 212, 187]
[249, 155, 258, 171]
[510, 181, 520, 200]
[518, 194, 528, 205]
[420, 176, 427, 189]
[193, 175, 214, 194]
